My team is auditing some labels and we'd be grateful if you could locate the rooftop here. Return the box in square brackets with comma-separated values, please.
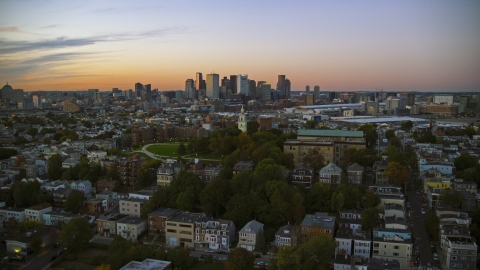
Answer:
[119, 259, 171, 270]
[301, 212, 335, 229]
[298, 129, 364, 138]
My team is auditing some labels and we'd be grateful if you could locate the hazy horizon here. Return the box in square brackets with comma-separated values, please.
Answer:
[1, 1, 480, 92]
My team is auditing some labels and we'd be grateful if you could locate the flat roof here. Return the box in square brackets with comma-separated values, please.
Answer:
[331, 116, 427, 123]
[298, 129, 364, 138]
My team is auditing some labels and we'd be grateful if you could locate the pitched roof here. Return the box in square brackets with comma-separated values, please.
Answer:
[319, 163, 342, 174]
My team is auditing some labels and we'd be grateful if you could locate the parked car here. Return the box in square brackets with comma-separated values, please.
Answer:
[205, 249, 214, 253]
[421, 208, 426, 214]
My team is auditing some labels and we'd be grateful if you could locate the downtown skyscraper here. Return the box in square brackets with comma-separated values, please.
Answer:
[236, 74, 248, 95]
[276, 75, 286, 97]
[206, 73, 219, 98]
[184, 79, 195, 99]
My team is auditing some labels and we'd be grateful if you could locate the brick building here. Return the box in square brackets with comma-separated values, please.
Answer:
[112, 155, 148, 187]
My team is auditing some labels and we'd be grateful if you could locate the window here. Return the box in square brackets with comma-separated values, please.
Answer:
[394, 246, 399, 249]
[461, 257, 466, 261]
[451, 256, 457, 260]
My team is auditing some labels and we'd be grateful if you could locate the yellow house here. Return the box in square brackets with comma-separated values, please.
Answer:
[422, 168, 452, 194]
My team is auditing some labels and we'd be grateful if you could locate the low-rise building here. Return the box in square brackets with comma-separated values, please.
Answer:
[372, 228, 412, 269]
[319, 163, 342, 186]
[6, 227, 56, 262]
[116, 217, 147, 241]
[237, 220, 264, 252]
[233, 161, 255, 175]
[43, 211, 86, 227]
[96, 214, 128, 237]
[353, 230, 372, 259]
[0, 206, 26, 222]
[24, 202, 52, 223]
[96, 179, 119, 192]
[274, 224, 298, 248]
[165, 212, 206, 248]
[300, 212, 335, 243]
[119, 259, 171, 270]
[147, 208, 180, 235]
[383, 203, 405, 219]
[338, 210, 362, 234]
[291, 166, 315, 188]
[195, 218, 236, 250]
[119, 198, 147, 218]
[347, 163, 364, 185]
[335, 228, 353, 255]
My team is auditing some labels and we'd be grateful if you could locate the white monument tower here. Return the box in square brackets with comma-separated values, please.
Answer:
[238, 105, 247, 132]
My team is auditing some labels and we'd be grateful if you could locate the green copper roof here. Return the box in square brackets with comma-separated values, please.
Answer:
[298, 129, 364, 137]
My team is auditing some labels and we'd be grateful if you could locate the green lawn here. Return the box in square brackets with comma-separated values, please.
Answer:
[146, 144, 182, 157]
[183, 152, 222, 160]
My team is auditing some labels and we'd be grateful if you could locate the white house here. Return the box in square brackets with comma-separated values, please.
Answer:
[237, 220, 264, 252]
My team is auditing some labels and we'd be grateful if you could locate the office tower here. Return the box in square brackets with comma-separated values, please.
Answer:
[195, 72, 203, 90]
[221, 77, 230, 90]
[285, 79, 291, 98]
[206, 73, 220, 98]
[135, 82, 143, 98]
[32, 95, 42, 108]
[432, 95, 453, 105]
[304, 94, 314, 105]
[314, 85, 320, 100]
[260, 82, 271, 101]
[94, 92, 103, 104]
[306, 85, 310, 93]
[276, 75, 286, 97]
[145, 84, 151, 93]
[249, 79, 257, 98]
[237, 74, 248, 95]
[230, 75, 237, 94]
[87, 89, 98, 98]
[256, 81, 266, 99]
[399, 93, 416, 106]
[185, 79, 195, 99]
[124, 89, 133, 99]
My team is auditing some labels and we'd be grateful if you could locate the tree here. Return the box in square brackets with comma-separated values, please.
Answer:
[385, 129, 396, 140]
[17, 220, 43, 233]
[304, 120, 317, 129]
[357, 124, 377, 148]
[48, 154, 63, 180]
[59, 218, 94, 253]
[401, 121, 413, 131]
[255, 228, 266, 253]
[27, 127, 38, 137]
[296, 236, 337, 270]
[386, 162, 409, 185]
[225, 248, 255, 270]
[330, 192, 345, 213]
[167, 247, 194, 269]
[199, 176, 232, 217]
[424, 210, 440, 240]
[177, 143, 186, 156]
[64, 190, 85, 214]
[335, 184, 362, 210]
[441, 189, 464, 208]
[361, 207, 379, 231]
[363, 189, 381, 208]
[302, 148, 326, 171]
[418, 130, 436, 144]
[247, 120, 260, 135]
[0, 147, 17, 160]
[276, 246, 297, 270]
[454, 153, 478, 172]
[31, 235, 43, 254]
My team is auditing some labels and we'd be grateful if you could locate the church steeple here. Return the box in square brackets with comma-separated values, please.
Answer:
[238, 104, 247, 132]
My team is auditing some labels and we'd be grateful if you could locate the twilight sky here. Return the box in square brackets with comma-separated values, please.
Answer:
[1, 0, 480, 92]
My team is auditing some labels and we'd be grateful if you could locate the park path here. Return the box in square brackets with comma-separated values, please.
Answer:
[133, 143, 221, 162]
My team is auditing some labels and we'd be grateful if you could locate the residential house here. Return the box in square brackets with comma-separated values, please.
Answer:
[119, 259, 171, 270]
[335, 228, 353, 255]
[318, 163, 342, 186]
[119, 198, 147, 218]
[43, 211, 86, 227]
[195, 218, 236, 251]
[374, 160, 389, 185]
[369, 185, 404, 209]
[96, 191, 117, 207]
[237, 220, 264, 252]
[51, 188, 72, 207]
[96, 214, 128, 237]
[383, 203, 405, 219]
[338, 210, 362, 234]
[334, 253, 352, 270]
[442, 224, 477, 270]
[353, 230, 372, 259]
[232, 161, 255, 175]
[165, 212, 206, 248]
[274, 224, 298, 248]
[116, 217, 147, 241]
[347, 163, 364, 185]
[24, 202, 52, 223]
[458, 191, 477, 212]
[300, 212, 335, 243]
[372, 228, 412, 269]
[157, 159, 185, 186]
[368, 258, 400, 270]
[427, 186, 443, 209]
[85, 199, 105, 217]
[291, 166, 315, 188]
[147, 208, 180, 235]
[421, 168, 453, 194]
[77, 180, 92, 194]
[384, 216, 407, 229]
[0, 207, 26, 222]
[452, 179, 478, 194]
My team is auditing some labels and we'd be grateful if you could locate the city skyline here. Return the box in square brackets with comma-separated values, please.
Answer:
[1, 1, 480, 92]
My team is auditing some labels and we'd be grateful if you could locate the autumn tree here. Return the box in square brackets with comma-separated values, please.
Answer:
[386, 162, 409, 185]
[302, 148, 326, 171]
[225, 248, 255, 270]
[166, 247, 194, 269]
[31, 235, 43, 254]
[441, 189, 464, 208]
[276, 246, 297, 270]
[295, 235, 337, 270]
